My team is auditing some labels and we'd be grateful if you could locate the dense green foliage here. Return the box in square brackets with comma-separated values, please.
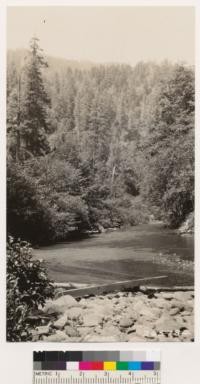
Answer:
[7, 39, 194, 244]
[139, 66, 194, 226]
[7, 237, 53, 341]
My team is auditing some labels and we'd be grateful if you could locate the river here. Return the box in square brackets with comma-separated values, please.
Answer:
[34, 224, 194, 287]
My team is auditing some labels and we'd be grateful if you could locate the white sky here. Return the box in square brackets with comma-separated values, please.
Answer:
[7, 6, 195, 65]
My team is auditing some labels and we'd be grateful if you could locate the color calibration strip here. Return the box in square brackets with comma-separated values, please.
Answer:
[33, 351, 160, 371]
[33, 352, 161, 384]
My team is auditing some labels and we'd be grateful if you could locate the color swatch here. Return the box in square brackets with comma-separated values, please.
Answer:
[33, 351, 160, 371]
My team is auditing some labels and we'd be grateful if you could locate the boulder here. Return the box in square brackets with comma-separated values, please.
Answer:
[34, 325, 50, 336]
[77, 327, 92, 337]
[79, 298, 88, 308]
[119, 317, 134, 328]
[127, 335, 144, 342]
[181, 317, 194, 333]
[135, 325, 154, 339]
[144, 330, 158, 340]
[127, 325, 137, 334]
[43, 295, 78, 315]
[101, 305, 115, 317]
[138, 307, 159, 320]
[150, 298, 170, 310]
[170, 299, 184, 311]
[82, 313, 103, 327]
[184, 300, 194, 312]
[99, 324, 122, 338]
[162, 292, 174, 300]
[173, 292, 184, 301]
[181, 329, 193, 341]
[67, 307, 82, 320]
[84, 334, 119, 342]
[53, 313, 69, 329]
[65, 326, 79, 337]
[155, 316, 179, 332]
[169, 307, 181, 316]
[43, 330, 71, 342]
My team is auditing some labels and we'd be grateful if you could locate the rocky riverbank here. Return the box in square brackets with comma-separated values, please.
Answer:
[31, 288, 194, 342]
[178, 212, 194, 234]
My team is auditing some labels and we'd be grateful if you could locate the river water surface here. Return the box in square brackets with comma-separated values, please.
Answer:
[34, 224, 194, 287]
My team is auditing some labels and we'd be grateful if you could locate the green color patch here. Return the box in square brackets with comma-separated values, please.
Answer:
[116, 362, 129, 370]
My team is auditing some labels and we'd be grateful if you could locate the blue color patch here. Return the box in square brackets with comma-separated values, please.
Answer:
[128, 362, 142, 370]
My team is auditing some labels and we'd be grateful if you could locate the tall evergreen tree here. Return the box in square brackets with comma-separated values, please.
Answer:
[21, 37, 50, 158]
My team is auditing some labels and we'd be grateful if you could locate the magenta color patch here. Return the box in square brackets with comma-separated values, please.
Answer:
[79, 362, 92, 370]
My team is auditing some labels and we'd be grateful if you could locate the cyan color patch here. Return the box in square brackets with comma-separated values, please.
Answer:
[128, 362, 141, 370]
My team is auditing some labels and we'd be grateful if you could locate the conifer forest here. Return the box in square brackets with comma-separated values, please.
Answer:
[7, 38, 194, 245]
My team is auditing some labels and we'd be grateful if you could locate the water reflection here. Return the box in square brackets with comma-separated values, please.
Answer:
[34, 224, 194, 286]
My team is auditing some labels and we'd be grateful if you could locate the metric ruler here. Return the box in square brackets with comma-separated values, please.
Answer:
[33, 351, 161, 384]
[33, 370, 160, 384]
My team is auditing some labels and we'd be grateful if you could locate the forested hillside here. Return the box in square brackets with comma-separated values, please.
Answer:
[7, 38, 194, 245]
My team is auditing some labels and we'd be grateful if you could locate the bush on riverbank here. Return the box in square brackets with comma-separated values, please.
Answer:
[7, 237, 54, 341]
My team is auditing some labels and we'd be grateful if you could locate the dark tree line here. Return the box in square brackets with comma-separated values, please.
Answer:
[7, 38, 194, 244]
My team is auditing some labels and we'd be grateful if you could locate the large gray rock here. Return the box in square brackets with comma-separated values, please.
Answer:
[169, 307, 181, 316]
[67, 307, 82, 320]
[155, 316, 179, 332]
[162, 292, 174, 300]
[144, 330, 158, 340]
[82, 313, 103, 327]
[99, 324, 122, 337]
[65, 326, 79, 337]
[35, 325, 50, 336]
[170, 299, 184, 311]
[101, 305, 115, 317]
[180, 329, 193, 341]
[138, 307, 159, 320]
[53, 313, 69, 329]
[43, 330, 71, 342]
[122, 308, 139, 321]
[184, 300, 194, 312]
[119, 317, 135, 328]
[84, 334, 119, 342]
[135, 325, 154, 338]
[173, 292, 184, 301]
[77, 327, 92, 337]
[181, 316, 194, 333]
[150, 298, 171, 310]
[127, 335, 144, 342]
[43, 295, 78, 315]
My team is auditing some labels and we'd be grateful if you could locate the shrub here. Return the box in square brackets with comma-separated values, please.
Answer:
[7, 162, 55, 245]
[7, 237, 54, 341]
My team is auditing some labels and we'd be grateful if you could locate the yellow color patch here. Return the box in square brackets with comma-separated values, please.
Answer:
[104, 362, 116, 370]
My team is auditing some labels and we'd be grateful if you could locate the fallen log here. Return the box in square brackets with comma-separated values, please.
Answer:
[54, 275, 169, 298]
